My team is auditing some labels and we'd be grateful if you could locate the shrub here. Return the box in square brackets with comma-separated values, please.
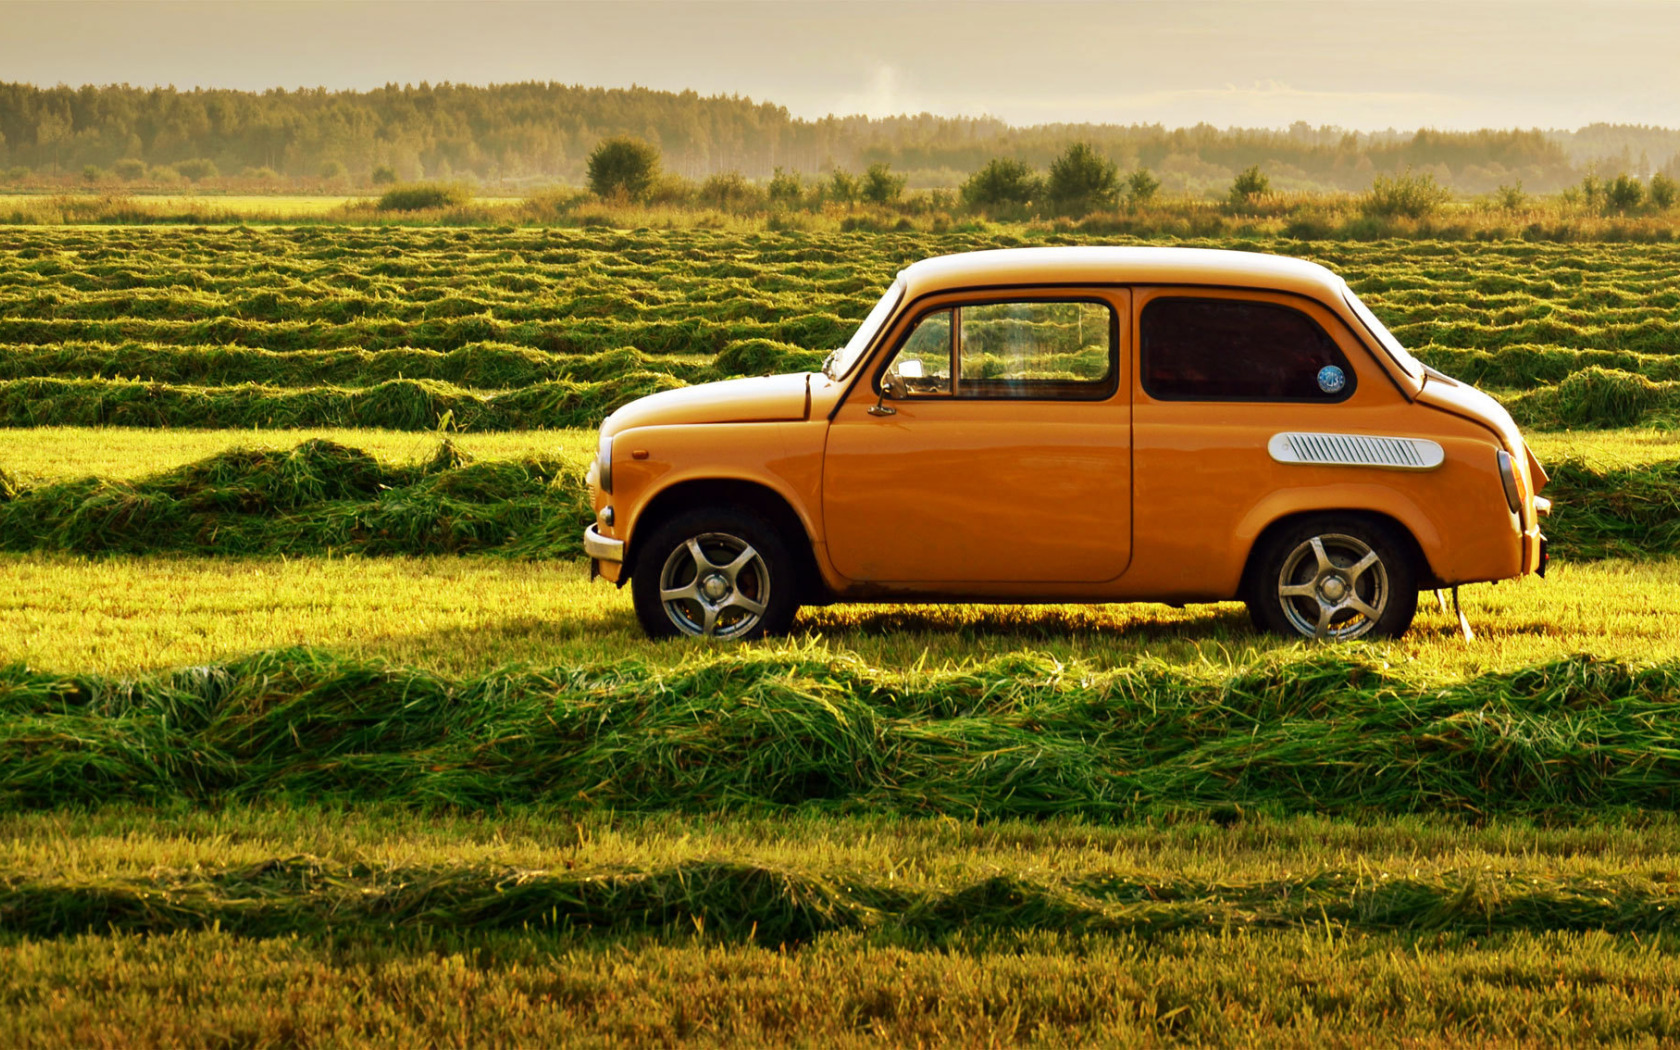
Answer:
[176, 158, 219, 182]
[699, 171, 763, 211]
[824, 169, 859, 205]
[372, 165, 398, 186]
[113, 158, 147, 181]
[1652, 173, 1678, 210]
[1361, 170, 1452, 219]
[1579, 173, 1602, 209]
[319, 160, 347, 180]
[2, 165, 29, 181]
[1126, 167, 1161, 205]
[585, 136, 661, 201]
[1047, 142, 1119, 216]
[1605, 173, 1644, 213]
[150, 164, 181, 184]
[861, 163, 906, 205]
[81, 165, 108, 184]
[1495, 181, 1526, 210]
[767, 167, 802, 205]
[376, 181, 473, 212]
[245, 166, 280, 181]
[645, 173, 696, 207]
[959, 158, 1041, 212]
[1228, 165, 1270, 209]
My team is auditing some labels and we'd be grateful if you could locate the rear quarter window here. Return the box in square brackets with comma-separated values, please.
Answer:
[1141, 297, 1355, 402]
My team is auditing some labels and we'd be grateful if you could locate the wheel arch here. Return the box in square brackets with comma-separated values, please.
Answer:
[1238, 507, 1440, 601]
[627, 477, 829, 602]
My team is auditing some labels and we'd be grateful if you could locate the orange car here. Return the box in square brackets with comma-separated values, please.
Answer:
[584, 247, 1549, 641]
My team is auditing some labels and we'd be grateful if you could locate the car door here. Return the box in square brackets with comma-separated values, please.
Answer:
[821, 288, 1132, 584]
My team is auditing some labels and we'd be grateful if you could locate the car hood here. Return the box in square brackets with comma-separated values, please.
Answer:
[602, 372, 811, 436]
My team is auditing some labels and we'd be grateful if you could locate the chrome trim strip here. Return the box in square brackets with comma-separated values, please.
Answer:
[1268, 432, 1445, 471]
[583, 524, 624, 562]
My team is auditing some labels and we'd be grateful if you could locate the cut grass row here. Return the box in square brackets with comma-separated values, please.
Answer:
[2, 338, 1676, 394]
[12, 854, 1680, 943]
[3, 424, 1674, 482]
[5, 645, 1680, 817]
[0, 436, 1672, 561]
[4, 368, 1680, 431]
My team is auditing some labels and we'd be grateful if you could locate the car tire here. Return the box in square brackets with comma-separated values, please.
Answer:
[631, 508, 800, 640]
[1245, 515, 1419, 641]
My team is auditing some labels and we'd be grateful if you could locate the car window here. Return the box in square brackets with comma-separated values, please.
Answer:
[1141, 297, 1354, 402]
[887, 309, 954, 396]
[884, 299, 1116, 400]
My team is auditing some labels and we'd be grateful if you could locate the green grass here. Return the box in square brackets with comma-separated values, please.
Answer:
[1, 552, 1676, 676]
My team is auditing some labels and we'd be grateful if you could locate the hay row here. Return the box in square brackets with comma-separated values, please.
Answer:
[0, 437, 1670, 560]
[0, 374, 681, 431]
[7, 855, 1679, 942]
[3, 648, 1680, 816]
[0, 314, 856, 355]
[0, 439, 592, 557]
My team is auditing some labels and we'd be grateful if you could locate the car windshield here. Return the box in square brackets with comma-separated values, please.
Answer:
[1343, 287, 1423, 380]
[826, 279, 904, 380]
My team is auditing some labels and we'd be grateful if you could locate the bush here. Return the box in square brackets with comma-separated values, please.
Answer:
[319, 160, 347, 180]
[1579, 173, 1603, 209]
[1361, 170, 1451, 219]
[768, 167, 802, 205]
[113, 158, 147, 181]
[824, 169, 859, 205]
[245, 166, 280, 181]
[376, 181, 473, 212]
[1228, 165, 1270, 209]
[149, 164, 181, 184]
[1495, 181, 1526, 210]
[1605, 173, 1644, 213]
[1126, 167, 1161, 205]
[372, 165, 398, 186]
[81, 165, 108, 184]
[1047, 142, 1119, 217]
[176, 158, 219, 182]
[1652, 173, 1678, 210]
[585, 136, 661, 201]
[861, 163, 905, 205]
[645, 173, 697, 207]
[959, 158, 1042, 212]
[699, 171, 763, 211]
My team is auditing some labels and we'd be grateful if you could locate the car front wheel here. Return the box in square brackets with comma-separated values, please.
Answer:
[631, 508, 799, 639]
[1246, 515, 1418, 641]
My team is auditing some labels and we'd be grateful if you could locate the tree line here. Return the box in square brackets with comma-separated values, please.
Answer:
[2, 81, 1677, 193]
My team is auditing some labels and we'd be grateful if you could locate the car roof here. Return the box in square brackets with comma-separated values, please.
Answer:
[898, 246, 1347, 303]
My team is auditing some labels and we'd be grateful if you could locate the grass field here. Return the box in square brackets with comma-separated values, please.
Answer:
[3, 224, 1679, 1044]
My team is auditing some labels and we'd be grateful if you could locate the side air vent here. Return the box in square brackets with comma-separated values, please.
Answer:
[1268, 432, 1445, 471]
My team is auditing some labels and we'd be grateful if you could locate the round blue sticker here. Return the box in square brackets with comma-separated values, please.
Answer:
[1317, 365, 1346, 394]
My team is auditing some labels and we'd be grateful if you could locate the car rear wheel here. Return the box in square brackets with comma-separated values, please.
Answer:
[631, 509, 799, 640]
[1246, 515, 1418, 641]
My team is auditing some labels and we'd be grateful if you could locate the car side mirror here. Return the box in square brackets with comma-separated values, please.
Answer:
[881, 371, 907, 400]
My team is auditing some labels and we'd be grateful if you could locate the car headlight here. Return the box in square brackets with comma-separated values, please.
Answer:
[596, 428, 614, 494]
[1497, 450, 1521, 515]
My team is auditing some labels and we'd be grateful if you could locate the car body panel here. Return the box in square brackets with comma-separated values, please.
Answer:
[587, 247, 1542, 609]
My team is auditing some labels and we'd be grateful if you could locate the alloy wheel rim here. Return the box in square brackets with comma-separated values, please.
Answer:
[1276, 533, 1389, 640]
[658, 532, 770, 638]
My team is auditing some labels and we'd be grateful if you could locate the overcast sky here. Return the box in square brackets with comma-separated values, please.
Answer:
[3, 0, 1675, 130]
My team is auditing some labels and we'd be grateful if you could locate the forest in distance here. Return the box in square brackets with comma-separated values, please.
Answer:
[3, 80, 1680, 194]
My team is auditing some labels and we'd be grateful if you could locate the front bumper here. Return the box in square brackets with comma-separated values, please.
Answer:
[584, 524, 623, 562]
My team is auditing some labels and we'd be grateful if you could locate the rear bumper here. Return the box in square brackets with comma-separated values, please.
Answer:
[584, 524, 623, 563]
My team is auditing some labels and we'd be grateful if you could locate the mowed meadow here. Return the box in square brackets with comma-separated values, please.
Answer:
[4, 223, 1680, 1045]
